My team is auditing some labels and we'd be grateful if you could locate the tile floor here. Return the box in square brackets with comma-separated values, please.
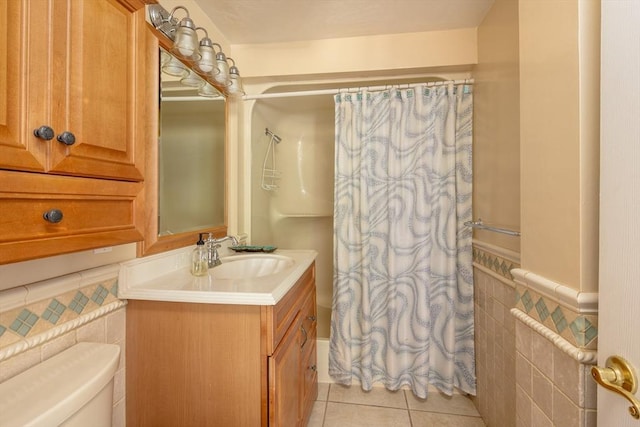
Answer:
[307, 382, 486, 427]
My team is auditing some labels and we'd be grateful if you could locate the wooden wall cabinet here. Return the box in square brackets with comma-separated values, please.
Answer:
[126, 263, 319, 427]
[0, 0, 153, 264]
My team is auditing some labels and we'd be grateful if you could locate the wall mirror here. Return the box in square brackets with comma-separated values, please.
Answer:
[137, 41, 227, 256]
[158, 48, 226, 236]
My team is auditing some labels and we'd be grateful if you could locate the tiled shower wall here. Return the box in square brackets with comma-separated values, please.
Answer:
[0, 265, 126, 426]
[472, 244, 519, 426]
[472, 243, 599, 427]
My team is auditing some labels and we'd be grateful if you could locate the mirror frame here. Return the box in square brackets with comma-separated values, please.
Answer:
[137, 22, 228, 257]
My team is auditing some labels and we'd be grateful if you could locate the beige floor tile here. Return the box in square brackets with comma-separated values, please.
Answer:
[328, 384, 407, 409]
[317, 382, 330, 401]
[323, 402, 411, 427]
[410, 411, 486, 427]
[307, 400, 326, 427]
[406, 390, 480, 417]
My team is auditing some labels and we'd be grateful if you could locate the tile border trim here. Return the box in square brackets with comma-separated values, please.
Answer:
[0, 299, 126, 362]
[472, 239, 521, 264]
[511, 308, 597, 365]
[511, 268, 598, 314]
[472, 240, 520, 288]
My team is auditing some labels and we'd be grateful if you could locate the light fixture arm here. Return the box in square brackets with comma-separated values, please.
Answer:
[167, 6, 190, 21]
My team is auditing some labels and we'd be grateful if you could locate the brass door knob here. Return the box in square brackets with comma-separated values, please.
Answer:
[591, 355, 640, 419]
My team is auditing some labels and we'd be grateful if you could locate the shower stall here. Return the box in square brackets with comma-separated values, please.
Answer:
[249, 92, 335, 338]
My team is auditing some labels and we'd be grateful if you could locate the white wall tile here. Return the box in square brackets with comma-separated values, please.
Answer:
[25, 274, 81, 305]
[41, 332, 76, 361]
[0, 287, 28, 312]
[76, 316, 106, 343]
[106, 308, 126, 344]
[0, 347, 41, 382]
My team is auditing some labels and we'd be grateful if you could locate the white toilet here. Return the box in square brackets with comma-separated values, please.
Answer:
[0, 342, 120, 427]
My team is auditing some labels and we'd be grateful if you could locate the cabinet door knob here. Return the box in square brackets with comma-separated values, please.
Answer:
[33, 125, 55, 141]
[56, 131, 76, 146]
[307, 315, 317, 322]
[309, 365, 317, 372]
[43, 209, 64, 224]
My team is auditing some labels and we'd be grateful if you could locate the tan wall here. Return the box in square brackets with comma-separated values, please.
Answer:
[519, 0, 599, 292]
[473, 0, 521, 253]
[231, 28, 477, 78]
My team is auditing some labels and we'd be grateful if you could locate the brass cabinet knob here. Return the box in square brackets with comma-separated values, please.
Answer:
[591, 355, 640, 419]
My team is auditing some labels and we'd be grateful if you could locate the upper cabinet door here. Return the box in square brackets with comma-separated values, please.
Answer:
[0, 0, 48, 172]
[0, 0, 145, 181]
[49, 0, 144, 181]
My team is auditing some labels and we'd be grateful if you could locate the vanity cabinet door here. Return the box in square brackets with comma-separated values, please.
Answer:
[299, 288, 318, 424]
[0, 0, 48, 172]
[0, 0, 146, 181]
[268, 312, 303, 427]
[48, 0, 145, 181]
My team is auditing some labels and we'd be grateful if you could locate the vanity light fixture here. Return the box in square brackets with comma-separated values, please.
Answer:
[168, 6, 201, 61]
[194, 28, 219, 76]
[148, 4, 243, 97]
[227, 58, 245, 96]
[180, 70, 205, 88]
[161, 55, 189, 78]
[212, 43, 231, 87]
[198, 83, 222, 98]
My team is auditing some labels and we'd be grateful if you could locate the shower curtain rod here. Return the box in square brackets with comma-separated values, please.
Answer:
[242, 79, 474, 101]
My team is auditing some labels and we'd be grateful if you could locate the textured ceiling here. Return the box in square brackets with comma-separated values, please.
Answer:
[194, 0, 495, 44]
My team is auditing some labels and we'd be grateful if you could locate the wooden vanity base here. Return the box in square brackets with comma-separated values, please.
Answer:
[126, 262, 318, 426]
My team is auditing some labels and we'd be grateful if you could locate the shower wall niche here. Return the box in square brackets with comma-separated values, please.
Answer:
[250, 93, 334, 338]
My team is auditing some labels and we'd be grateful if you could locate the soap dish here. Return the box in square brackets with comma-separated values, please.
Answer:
[230, 245, 277, 253]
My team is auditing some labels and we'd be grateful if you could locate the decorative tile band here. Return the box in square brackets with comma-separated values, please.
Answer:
[0, 277, 124, 361]
[472, 243, 520, 285]
[0, 300, 126, 362]
[511, 269, 598, 350]
[511, 308, 597, 365]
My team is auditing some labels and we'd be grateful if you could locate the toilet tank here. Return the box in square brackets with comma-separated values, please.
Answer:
[0, 342, 120, 427]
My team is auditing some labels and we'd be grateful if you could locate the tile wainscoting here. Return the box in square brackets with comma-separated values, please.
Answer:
[472, 241, 599, 427]
[472, 241, 520, 427]
[0, 265, 126, 426]
[511, 269, 598, 427]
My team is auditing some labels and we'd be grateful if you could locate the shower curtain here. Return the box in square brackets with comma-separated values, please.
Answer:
[329, 82, 475, 398]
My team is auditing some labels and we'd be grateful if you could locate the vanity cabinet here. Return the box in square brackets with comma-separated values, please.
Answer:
[126, 262, 319, 427]
[0, 0, 153, 263]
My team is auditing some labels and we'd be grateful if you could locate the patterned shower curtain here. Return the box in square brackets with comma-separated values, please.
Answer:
[329, 82, 475, 398]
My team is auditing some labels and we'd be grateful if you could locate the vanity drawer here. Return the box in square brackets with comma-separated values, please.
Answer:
[0, 170, 143, 263]
[265, 262, 315, 354]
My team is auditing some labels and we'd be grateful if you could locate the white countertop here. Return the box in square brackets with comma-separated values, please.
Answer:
[118, 247, 317, 305]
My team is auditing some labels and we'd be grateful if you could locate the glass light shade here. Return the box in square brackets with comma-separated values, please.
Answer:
[198, 83, 222, 98]
[160, 50, 171, 67]
[180, 71, 204, 88]
[195, 43, 218, 76]
[172, 17, 201, 60]
[227, 66, 245, 96]
[162, 56, 188, 77]
[214, 55, 230, 86]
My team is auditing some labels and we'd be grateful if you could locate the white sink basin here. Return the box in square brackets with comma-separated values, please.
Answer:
[210, 254, 295, 280]
[118, 248, 317, 305]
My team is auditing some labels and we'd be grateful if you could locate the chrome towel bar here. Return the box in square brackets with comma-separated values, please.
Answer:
[464, 218, 521, 237]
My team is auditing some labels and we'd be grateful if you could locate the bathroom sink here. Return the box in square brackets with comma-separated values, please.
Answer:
[211, 254, 295, 280]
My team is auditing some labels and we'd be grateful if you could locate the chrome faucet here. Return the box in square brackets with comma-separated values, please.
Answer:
[205, 234, 239, 268]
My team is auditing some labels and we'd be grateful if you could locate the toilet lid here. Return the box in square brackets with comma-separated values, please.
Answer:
[0, 342, 120, 427]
